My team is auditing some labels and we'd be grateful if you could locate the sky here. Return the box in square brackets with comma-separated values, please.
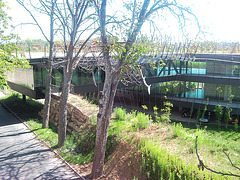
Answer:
[6, 0, 240, 42]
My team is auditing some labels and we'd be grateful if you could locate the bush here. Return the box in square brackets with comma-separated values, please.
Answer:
[136, 112, 151, 130]
[172, 122, 185, 138]
[213, 104, 223, 127]
[114, 107, 127, 121]
[160, 101, 173, 123]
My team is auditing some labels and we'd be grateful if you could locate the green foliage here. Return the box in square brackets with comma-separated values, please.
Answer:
[234, 119, 239, 132]
[213, 104, 223, 127]
[0, 2, 29, 89]
[224, 107, 232, 127]
[160, 101, 173, 123]
[113, 107, 151, 132]
[201, 98, 209, 119]
[228, 89, 234, 104]
[153, 106, 160, 122]
[141, 105, 148, 110]
[113, 107, 127, 121]
[132, 112, 151, 130]
[3, 93, 240, 179]
[18, 38, 48, 46]
[111, 41, 151, 69]
[140, 138, 209, 180]
[172, 122, 186, 138]
[216, 86, 223, 99]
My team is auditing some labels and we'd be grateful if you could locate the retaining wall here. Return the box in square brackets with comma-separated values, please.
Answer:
[39, 94, 90, 134]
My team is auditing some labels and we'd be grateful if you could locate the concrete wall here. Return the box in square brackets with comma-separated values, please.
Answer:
[6, 67, 34, 90]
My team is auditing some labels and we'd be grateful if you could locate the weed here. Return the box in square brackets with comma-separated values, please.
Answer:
[224, 106, 232, 127]
[160, 101, 173, 123]
[131, 112, 151, 131]
[234, 119, 239, 132]
[153, 106, 160, 123]
[113, 107, 127, 121]
[142, 105, 148, 110]
[172, 122, 185, 138]
[201, 98, 209, 119]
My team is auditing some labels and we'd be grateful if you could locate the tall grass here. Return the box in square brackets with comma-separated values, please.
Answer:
[172, 122, 186, 139]
[113, 107, 151, 131]
[139, 138, 226, 180]
[113, 107, 127, 121]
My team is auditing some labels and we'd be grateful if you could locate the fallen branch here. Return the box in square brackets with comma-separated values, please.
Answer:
[195, 136, 240, 178]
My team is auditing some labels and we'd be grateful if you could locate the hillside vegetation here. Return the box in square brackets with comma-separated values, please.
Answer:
[1, 93, 240, 179]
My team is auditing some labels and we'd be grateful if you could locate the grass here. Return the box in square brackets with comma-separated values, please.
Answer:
[112, 107, 240, 179]
[0, 92, 43, 119]
[1, 92, 240, 179]
[0, 93, 95, 165]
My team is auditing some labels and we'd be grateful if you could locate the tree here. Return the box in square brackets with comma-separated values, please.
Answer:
[53, 0, 98, 147]
[16, 0, 57, 129]
[224, 89, 234, 127]
[42, 0, 55, 128]
[213, 104, 223, 128]
[0, 1, 29, 90]
[91, 0, 199, 178]
[16, 1, 99, 141]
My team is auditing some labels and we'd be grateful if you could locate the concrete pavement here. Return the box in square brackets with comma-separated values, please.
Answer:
[0, 102, 81, 180]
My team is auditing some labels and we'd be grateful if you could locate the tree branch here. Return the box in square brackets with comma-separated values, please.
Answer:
[223, 151, 240, 171]
[195, 136, 240, 178]
[16, 0, 50, 42]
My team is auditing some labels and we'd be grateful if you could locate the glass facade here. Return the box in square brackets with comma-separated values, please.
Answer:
[6, 53, 240, 105]
[142, 60, 240, 77]
[33, 65, 105, 90]
[127, 81, 240, 103]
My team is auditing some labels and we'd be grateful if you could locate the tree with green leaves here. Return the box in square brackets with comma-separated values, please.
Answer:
[213, 104, 223, 128]
[224, 88, 234, 127]
[91, 0, 199, 178]
[0, 1, 29, 90]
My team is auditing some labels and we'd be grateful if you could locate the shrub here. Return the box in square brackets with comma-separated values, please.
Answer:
[224, 106, 232, 127]
[172, 122, 185, 138]
[160, 101, 173, 123]
[213, 104, 223, 127]
[130, 112, 151, 131]
[114, 107, 127, 121]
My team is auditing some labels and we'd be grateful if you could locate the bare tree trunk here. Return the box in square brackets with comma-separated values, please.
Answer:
[42, 62, 53, 128]
[42, 0, 55, 128]
[58, 71, 72, 147]
[91, 71, 120, 179]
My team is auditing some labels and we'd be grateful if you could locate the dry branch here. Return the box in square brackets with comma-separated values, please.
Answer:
[195, 136, 240, 178]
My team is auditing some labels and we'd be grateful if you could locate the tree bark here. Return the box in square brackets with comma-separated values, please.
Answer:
[91, 72, 120, 179]
[58, 70, 72, 147]
[42, 63, 52, 128]
[42, 0, 55, 128]
[91, 0, 121, 178]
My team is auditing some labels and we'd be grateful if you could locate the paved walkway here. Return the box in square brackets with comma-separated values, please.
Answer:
[0, 102, 81, 180]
